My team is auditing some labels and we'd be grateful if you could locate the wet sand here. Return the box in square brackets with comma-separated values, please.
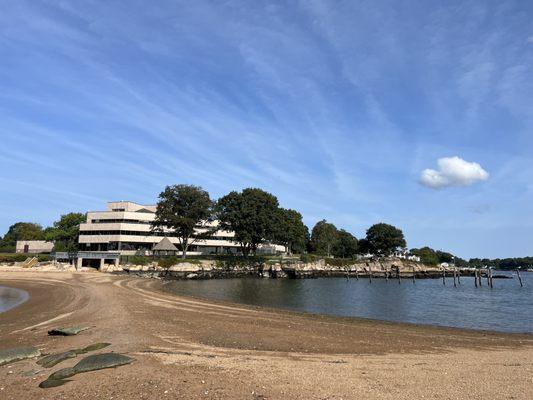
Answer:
[1, 271, 532, 399]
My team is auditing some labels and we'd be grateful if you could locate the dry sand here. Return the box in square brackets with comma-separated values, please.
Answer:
[0, 271, 532, 399]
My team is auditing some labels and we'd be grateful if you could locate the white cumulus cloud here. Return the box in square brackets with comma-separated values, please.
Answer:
[420, 156, 489, 189]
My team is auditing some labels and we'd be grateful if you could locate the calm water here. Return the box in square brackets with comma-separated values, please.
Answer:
[165, 271, 533, 333]
[0, 286, 29, 313]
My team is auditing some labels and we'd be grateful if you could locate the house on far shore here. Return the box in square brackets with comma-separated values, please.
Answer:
[16, 240, 54, 254]
[392, 249, 421, 262]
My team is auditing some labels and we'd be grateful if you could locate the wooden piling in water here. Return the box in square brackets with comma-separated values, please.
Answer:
[516, 269, 523, 287]
[489, 268, 494, 288]
[368, 266, 372, 284]
[474, 269, 478, 287]
[355, 268, 359, 280]
[442, 269, 446, 285]
[453, 268, 457, 287]
[457, 268, 461, 285]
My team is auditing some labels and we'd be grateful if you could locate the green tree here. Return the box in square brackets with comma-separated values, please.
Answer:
[152, 184, 215, 258]
[332, 229, 358, 258]
[310, 220, 338, 257]
[275, 208, 308, 255]
[357, 238, 372, 254]
[45, 213, 86, 252]
[1, 222, 45, 250]
[410, 247, 439, 265]
[216, 188, 279, 256]
[365, 223, 406, 256]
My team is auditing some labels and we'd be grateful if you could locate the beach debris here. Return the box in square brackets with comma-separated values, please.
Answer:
[22, 257, 38, 268]
[39, 353, 134, 389]
[48, 326, 89, 336]
[0, 346, 41, 366]
[37, 350, 77, 368]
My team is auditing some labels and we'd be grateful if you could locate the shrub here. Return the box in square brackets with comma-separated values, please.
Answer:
[157, 257, 201, 269]
[37, 254, 50, 262]
[0, 253, 30, 263]
[129, 256, 150, 266]
[299, 254, 318, 263]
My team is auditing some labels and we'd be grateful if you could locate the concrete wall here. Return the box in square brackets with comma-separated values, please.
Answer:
[15, 240, 54, 254]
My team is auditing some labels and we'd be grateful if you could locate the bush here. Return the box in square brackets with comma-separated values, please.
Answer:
[129, 256, 150, 266]
[0, 253, 30, 263]
[299, 254, 318, 263]
[37, 254, 50, 262]
[157, 257, 201, 269]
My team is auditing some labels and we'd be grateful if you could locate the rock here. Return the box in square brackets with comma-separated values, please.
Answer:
[0, 346, 41, 366]
[48, 367, 76, 380]
[37, 350, 77, 368]
[39, 378, 71, 388]
[72, 353, 134, 373]
[48, 326, 89, 336]
[42, 353, 135, 388]
[22, 369, 41, 376]
[75, 342, 111, 354]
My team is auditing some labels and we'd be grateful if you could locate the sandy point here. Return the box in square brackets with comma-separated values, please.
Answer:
[1, 270, 532, 399]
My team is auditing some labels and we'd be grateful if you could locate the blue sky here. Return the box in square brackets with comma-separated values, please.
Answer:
[1, 1, 532, 259]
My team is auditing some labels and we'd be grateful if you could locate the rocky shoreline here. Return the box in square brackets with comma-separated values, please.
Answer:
[117, 258, 501, 280]
[1, 257, 515, 281]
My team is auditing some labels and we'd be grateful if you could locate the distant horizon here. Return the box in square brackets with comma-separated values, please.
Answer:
[1, 1, 532, 259]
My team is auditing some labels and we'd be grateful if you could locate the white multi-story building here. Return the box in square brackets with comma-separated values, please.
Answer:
[78, 201, 284, 256]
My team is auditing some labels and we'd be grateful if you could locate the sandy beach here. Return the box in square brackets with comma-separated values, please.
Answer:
[1, 271, 532, 399]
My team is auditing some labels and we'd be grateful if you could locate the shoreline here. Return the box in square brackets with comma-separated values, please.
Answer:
[1, 271, 533, 399]
[0, 285, 30, 313]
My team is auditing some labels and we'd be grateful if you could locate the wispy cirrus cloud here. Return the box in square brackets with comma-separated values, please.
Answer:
[1, 0, 533, 258]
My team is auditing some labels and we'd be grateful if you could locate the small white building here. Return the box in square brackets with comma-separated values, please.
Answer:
[392, 249, 421, 262]
[16, 240, 54, 254]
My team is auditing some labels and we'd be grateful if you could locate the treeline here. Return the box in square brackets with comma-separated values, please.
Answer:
[146, 185, 408, 258]
[0, 213, 86, 252]
[409, 246, 533, 270]
[467, 257, 533, 270]
[4, 184, 527, 268]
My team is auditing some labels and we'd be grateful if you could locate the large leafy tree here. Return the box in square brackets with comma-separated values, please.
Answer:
[216, 188, 279, 256]
[45, 213, 86, 252]
[275, 208, 308, 255]
[310, 220, 338, 257]
[152, 184, 215, 258]
[1, 222, 45, 250]
[365, 223, 406, 256]
[410, 247, 439, 265]
[332, 229, 358, 258]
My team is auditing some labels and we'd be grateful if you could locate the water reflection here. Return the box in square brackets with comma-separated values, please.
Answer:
[164, 271, 533, 333]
